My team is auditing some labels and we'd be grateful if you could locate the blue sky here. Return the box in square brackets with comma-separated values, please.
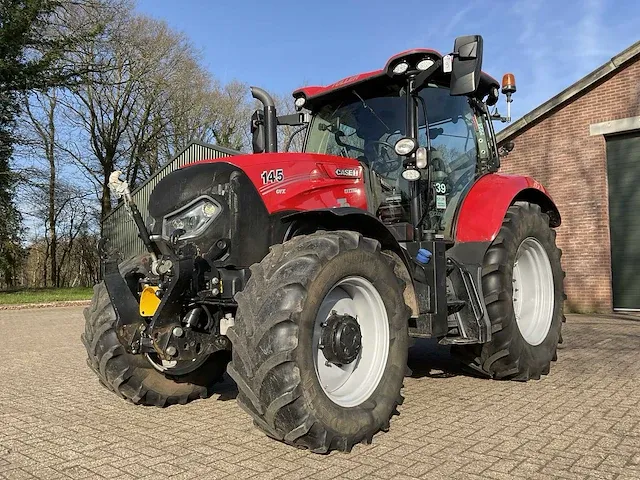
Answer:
[136, 0, 639, 124]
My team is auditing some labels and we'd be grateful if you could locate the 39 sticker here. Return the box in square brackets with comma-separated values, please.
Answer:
[434, 182, 447, 194]
[261, 169, 284, 184]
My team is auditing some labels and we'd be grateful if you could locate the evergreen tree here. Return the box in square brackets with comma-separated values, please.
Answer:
[0, 0, 102, 284]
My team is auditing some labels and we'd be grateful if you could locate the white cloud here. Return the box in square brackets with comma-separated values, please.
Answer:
[501, 0, 624, 121]
[442, 4, 475, 37]
[575, 0, 609, 61]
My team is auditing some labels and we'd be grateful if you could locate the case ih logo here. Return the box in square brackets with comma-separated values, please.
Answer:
[335, 168, 361, 178]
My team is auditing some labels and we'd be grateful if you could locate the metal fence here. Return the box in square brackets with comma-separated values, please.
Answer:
[102, 141, 239, 260]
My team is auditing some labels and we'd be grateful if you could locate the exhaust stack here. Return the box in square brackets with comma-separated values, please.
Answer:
[251, 86, 278, 153]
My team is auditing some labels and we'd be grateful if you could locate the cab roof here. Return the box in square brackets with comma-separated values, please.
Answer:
[293, 48, 499, 108]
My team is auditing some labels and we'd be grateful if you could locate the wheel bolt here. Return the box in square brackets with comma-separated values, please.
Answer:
[166, 346, 177, 356]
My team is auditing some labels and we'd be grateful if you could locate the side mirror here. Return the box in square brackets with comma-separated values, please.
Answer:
[449, 35, 483, 96]
[499, 140, 515, 157]
[251, 109, 265, 154]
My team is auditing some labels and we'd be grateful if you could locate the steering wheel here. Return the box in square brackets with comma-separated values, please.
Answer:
[366, 140, 402, 175]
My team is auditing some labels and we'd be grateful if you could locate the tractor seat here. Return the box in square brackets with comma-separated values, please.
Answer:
[358, 156, 397, 214]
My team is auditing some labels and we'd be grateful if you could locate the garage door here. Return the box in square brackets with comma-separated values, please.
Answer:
[606, 131, 640, 310]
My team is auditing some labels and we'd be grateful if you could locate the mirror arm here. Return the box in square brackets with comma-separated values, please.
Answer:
[491, 113, 509, 123]
[410, 59, 442, 95]
[489, 106, 509, 123]
[277, 112, 310, 126]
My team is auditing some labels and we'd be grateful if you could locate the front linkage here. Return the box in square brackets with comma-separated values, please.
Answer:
[102, 172, 231, 365]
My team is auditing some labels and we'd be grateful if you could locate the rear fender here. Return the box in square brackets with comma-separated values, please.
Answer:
[454, 173, 561, 243]
[283, 208, 419, 316]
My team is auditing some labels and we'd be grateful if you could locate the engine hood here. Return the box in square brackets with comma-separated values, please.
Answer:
[184, 151, 360, 171]
[146, 152, 367, 266]
[182, 151, 367, 214]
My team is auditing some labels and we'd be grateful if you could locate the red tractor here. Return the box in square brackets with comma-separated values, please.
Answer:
[84, 35, 564, 453]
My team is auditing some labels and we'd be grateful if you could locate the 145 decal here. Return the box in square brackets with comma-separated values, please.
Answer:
[261, 169, 284, 184]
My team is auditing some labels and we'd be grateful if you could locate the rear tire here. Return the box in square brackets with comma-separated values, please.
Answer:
[81, 257, 229, 406]
[452, 202, 565, 380]
[228, 231, 409, 453]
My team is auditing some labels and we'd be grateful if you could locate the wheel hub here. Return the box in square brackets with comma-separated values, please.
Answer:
[320, 313, 362, 365]
[313, 276, 389, 408]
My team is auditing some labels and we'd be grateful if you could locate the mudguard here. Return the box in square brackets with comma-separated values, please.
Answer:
[283, 207, 404, 256]
[454, 173, 561, 243]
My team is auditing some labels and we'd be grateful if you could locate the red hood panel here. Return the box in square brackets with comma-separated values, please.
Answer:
[185, 152, 359, 169]
[183, 152, 368, 214]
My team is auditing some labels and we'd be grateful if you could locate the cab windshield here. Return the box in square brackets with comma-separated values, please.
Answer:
[304, 85, 481, 237]
[305, 89, 407, 181]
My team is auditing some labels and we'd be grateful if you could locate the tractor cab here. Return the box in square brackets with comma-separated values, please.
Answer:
[253, 35, 505, 242]
[302, 78, 495, 239]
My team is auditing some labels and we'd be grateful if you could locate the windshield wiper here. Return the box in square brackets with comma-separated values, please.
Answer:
[352, 90, 390, 132]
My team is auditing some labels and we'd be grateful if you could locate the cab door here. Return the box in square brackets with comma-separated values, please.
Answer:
[419, 86, 485, 238]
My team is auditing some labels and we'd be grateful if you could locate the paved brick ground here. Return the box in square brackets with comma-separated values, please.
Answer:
[1, 307, 639, 480]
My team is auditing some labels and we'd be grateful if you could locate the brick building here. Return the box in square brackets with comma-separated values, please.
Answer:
[497, 41, 640, 312]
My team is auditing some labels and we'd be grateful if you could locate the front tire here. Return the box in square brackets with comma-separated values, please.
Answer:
[227, 231, 410, 453]
[452, 201, 565, 380]
[81, 257, 229, 406]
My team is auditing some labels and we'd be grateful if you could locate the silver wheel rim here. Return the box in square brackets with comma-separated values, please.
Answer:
[512, 237, 555, 346]
[313, 276, 389, 408]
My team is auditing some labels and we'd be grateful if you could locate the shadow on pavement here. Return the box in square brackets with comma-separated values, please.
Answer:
[407, 338, 470, 379]
[212, 375, 239, 401]
[217, 337, 480, 396]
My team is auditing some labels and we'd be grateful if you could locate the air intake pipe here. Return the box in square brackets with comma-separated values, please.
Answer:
[250, 86, 278, 153]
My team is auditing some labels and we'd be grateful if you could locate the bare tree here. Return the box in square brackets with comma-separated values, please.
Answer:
[59, 8, 192, 218]
[59, 7, 253, 221]
[210, 80, 252, 152]
[9, 0, 259, 291]
[273, 93, 306, 153]
[22, 90, 61, 286]
[159, 70, 212, 153]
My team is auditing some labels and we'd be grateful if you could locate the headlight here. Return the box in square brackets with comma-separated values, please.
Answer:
[416, 58, 434, 71]
[415, 146, 428, 169]
[162, 197, 221, 240]
[402, 168, 421, 181]
[392, 61, 409, 75]
[394, 137, 417, 156]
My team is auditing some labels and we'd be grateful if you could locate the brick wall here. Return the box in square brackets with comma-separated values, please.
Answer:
[499, 57, 640, 312]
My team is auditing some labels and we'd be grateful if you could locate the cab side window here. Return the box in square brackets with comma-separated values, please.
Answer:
[419, 86, 479, 236]
[306, 116, 365, 160]
[420, 87, 477, 184]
